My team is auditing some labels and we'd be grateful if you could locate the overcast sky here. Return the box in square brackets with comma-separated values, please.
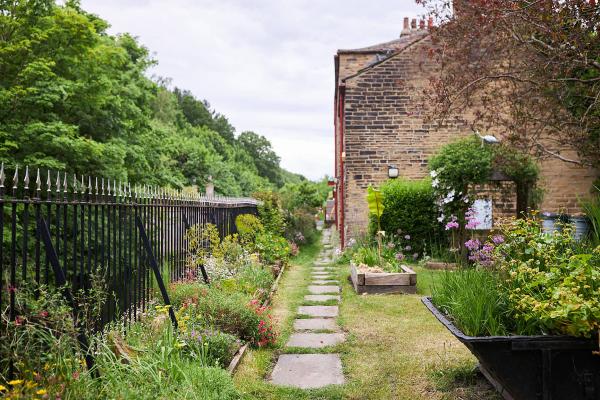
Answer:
[81, 0, 424, 180]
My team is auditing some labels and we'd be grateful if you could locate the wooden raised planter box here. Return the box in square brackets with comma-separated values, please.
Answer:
[350, 262, 417, 294]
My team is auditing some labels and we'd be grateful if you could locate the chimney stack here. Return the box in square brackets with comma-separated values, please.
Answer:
[411, 18, 417, 30]
[419, 19, 425, 29]
[401, 17, 411, 36]
[428, 17, 434, 29]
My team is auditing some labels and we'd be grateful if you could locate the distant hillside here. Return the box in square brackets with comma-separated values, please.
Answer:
[0, 0, 302, 195]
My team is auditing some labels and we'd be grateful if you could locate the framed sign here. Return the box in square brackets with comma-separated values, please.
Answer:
[469, 199, 493, 230]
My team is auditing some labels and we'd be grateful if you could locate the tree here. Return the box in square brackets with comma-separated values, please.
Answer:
[237, 131, 283, 186]
[417, 0, 600, 167]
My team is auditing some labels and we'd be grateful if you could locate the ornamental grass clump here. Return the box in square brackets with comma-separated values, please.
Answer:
[431, 269, 509, 336]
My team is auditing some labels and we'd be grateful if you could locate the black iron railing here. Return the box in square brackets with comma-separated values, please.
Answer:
[0, 164, 258, 330]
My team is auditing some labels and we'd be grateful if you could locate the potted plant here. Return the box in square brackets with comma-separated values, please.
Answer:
[424, 217, 600, 399]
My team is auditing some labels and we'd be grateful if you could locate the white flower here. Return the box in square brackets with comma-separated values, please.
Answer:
[430, 170, 438, 178]
[437, 215, 445, 222]
[431, 178, 439, 188]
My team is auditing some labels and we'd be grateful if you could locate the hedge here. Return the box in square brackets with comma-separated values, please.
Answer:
[370, 178, 444, 256]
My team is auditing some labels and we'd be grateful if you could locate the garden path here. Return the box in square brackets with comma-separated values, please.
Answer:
[269, 228, 346, 389]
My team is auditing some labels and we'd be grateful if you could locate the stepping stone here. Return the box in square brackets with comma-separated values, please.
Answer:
[271, 354, 344, 388]
[304, 294, 341, 302]
[286, 332, 345, 348]
[312, 267, 331, 271]
[312, 280, 339, 285]
[293, 318, 339, 331]
[308, 285, 340, 294]
[298, 305, 339, 317]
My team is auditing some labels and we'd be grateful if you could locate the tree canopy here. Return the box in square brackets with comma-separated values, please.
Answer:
[0, 0, 301, 195]
[418, 0, 600, 167]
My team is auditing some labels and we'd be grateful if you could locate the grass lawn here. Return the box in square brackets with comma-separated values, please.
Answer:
[233, 240, 500, 400]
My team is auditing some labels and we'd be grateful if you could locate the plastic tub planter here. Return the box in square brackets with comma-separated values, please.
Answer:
[350, 262, 416, 294]
[422, 297, 600, 400]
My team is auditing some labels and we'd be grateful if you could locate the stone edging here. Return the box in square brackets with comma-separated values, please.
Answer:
[227, 263, 287, 374]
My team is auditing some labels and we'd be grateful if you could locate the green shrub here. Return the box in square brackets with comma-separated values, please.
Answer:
[235, 213, 264, 244]
[495, 218, 600, 337]
[374, 178, 444, 256]
[183, 329, 240, 368]
[176, 287, 273, 346]
[284, 206, 318, 245]
[253, 191, 286, 235]
[254, 231, 291, 266]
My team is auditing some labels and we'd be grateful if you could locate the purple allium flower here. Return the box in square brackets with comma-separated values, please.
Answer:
[492, 235, 505, 245]
[464, 239, 481, 251]
[445, 221, 459, 230]
[386, 242, 395, 249]
[412, 252, 419, 260]
[404, 245, 412, 251]
[482, 244, 494, 253]
[395, 253, 405, 261]
[404, 235, 411, 240]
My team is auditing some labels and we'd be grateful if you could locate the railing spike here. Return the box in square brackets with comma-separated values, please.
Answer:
[95, 176, 99, 196]
[81, 175, 85, 194]
[63, 173, 67, 193]
[128, 182, 132, 198]
[88, 176, 92, 195]
[73, 174, 78, 194]
[36, 168, 41, 193]
[54, 171, 59, 193]
[23, 165, 30, 190]
[101, 178, 105, 196]
[113, 180, 117, 197]
[107, 179, 111, 196]
[12, 165, 19, 190]
[0, 162, 4, 189]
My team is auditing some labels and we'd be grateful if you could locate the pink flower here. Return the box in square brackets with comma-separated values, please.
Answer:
[445, 221, 459, 230]
[395, 253, 405, 261]
[492, 235, 505, 245]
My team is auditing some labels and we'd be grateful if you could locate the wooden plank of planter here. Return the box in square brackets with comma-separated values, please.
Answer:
[360, 284, 417, 295]
[364, 272, 412, 286]
[400, 265, 417, 286]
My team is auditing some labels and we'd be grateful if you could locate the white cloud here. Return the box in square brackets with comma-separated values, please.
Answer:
[81, 0, 423, 180]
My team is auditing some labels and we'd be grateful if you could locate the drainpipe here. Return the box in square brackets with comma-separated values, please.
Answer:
[338, 84, 346, 249]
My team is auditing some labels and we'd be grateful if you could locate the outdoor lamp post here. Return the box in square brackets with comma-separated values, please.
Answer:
[388, 165, 399, 179]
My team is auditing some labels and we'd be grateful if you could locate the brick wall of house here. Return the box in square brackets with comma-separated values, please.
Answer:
[337, 33, 599, 242]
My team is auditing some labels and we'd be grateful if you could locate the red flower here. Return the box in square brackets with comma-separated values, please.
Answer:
[14, 315, 24, 326]
[39, 310, 49, 318]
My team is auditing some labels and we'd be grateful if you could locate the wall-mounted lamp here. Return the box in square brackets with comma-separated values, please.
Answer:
[388, 165, 399, 179]
[474, 130, 501, 146]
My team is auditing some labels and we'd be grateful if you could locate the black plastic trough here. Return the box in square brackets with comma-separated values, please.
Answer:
[422, 297, 600, 400]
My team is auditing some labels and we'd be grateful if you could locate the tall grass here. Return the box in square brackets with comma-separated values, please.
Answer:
[431, 269, 508, 336]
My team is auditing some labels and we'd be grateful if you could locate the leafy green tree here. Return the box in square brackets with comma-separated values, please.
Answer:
[238, 131, 282, 186]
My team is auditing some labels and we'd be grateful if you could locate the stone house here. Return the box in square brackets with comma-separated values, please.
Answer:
[333, 18, 599, 246]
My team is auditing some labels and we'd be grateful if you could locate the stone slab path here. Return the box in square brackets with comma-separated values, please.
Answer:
[270, 227, 345, 389]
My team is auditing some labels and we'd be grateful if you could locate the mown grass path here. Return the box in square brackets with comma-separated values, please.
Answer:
[233, 229, 499, 400]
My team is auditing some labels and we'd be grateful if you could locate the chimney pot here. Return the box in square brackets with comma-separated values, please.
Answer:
[411, 18, 417, 29]
[428, 17, 434, 29]
[419, 19, 425, 29]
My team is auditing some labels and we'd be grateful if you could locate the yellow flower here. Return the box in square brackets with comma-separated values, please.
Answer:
[0, 385, 7, 391]
[36, 389, 47, 395]
[25, 380, 36, 389]
[8, 379, 23, 386]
